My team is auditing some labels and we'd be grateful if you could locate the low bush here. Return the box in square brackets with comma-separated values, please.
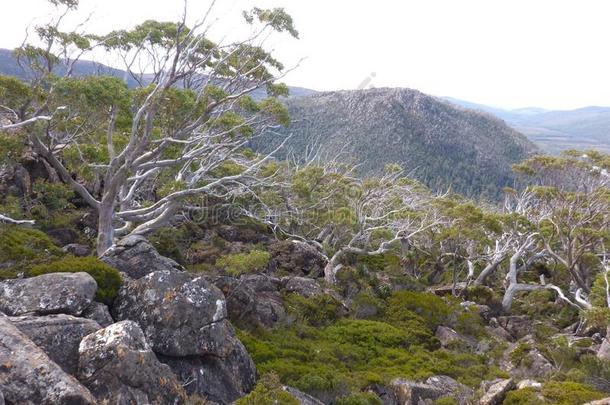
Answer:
[216, 250, 271, 276]
[0, 225, 63, 278]
[235, 373, 299, 405]
[29, 256, 122, 304]
[283, 292, 343, 327]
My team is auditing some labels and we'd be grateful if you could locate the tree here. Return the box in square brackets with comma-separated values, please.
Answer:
[0, 0, 299, 254]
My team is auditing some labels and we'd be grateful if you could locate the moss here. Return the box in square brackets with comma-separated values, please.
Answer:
[216, 250, 271, 276]
[434, 397, 460, 405]
[283, 292, 343, 327]
[28, 256, 122, 304]
[335, 392, 382, 405]
[0, 225, 63, 275]
[235, 373, 299, 405]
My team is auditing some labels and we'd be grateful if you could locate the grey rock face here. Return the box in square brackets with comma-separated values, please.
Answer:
[425, 375, 474, 405]
[81, 302, 114, 327]
[101, 235, 183, 279]
[113, 270, 236, 357]
[62, 243, 91, 257]
[211, 274, 287, 329]
[479, 379, 514, 405]
[0, 272, 97, 316]
[268, 240, 327, 277]
[282, 276, 323, 298]
[284, 386, 325, 405]
[159, 339, 256, 404]
[10, 314, 101, 375]
[0, 314, 96, 405]
[391, 378, 445, 404]
[78, 320, 186, 405]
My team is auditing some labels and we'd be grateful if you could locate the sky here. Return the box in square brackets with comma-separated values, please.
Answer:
[1, 0, 610, 110]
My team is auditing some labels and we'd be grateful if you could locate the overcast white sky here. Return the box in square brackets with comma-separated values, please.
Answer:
[1, 0, 610, 110]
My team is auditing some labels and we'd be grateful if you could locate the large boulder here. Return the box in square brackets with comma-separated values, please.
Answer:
[81, 302, 114, 327]
[211, 274, 287, 329]
[113, 271, 236, 357]
[101, 235, 183, 279]
[78, 320, 186, 404]
[479, 379, 514, 405]
[0, 272, 97, 316]
[284, 386, 325, 405]
[282, 276, 323, 298]
[494, 316, 533, 340]
[267, 240, 327, 277]
[391, 379, 445, 404]
[113, 271, 256, 403]
[425, 375, 474, 405]
[0, 314, 96, 404]
[159, 340, 256, 404]
[10, 314, 101, 375]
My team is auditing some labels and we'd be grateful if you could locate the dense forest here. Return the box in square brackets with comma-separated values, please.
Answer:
[0, 1, 610, 404]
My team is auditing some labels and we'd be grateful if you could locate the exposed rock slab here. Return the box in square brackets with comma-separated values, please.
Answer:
[101, 235, 183, 279]
[78, 320, 186, 404]
[10, 314, 100, 375]
[0, 314, 96, 404]
[479, 378, 514, 405]
[391, 378, 445, 404]
[284, 386, 325, 405]
[81, 301, 114, 327]
[268, 240, 327, 277]
[0, 272, 97, 316]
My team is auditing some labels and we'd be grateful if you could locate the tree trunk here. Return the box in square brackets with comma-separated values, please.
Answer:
[324, 251, 344, 284]
[96, 200, 115, 256]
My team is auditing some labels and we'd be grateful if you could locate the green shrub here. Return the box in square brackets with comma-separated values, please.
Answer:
[283, 292, 342, 327]
[235, 373, 299, 405]
[540, 381, 604, 404]
[29, 256, 122, 304]
[503, 387, 541, 405]
[0, 225, 63, 267]
[385, 291, 452, 330]
[335, 392, 382, 405]
[216, 250, 271, 276]
[32, 180, 75, 210]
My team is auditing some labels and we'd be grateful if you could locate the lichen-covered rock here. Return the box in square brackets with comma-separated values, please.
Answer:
[81, 302, 114, 327]
[113, 270, 237, 357]
[479, 379, 514, 405]
[391, 379, 445, 404]
[101, 235, 183, 279]
[268, 240, 327, 277]
[0, 314, 96, 404]
[0, 272, 97, 316]
[281, 276, 323, 298]
[62, 243, 91, 257]
[159, 339, 256, 404]
[435, 326, 478, 349]
[283, 386, 325, 405]
[10, 314, 101, 375]
[495, 315, 533, 340]
[78, 320, 186, 405]
[425, 375, 474, 405]
[211, 274, 287, 329]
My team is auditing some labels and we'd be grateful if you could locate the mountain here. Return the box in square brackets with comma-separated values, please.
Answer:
[253, 88, 538, 199]
[443, 97, 610, 153]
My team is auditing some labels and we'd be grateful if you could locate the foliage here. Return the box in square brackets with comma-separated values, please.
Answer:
[215, 250, 271, 276]
[283, 293, 343, 327]
[0, 225, 63, 278]
[28, 256, 122, 304]
[335, 392, 382, 405]
[235, 373, 299, 405]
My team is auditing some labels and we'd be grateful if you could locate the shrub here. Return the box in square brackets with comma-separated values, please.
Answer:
[283, 292, 343, 327]
[216, 250, 271, 276]
[28, 256, 122, 304]
[335, 392, 383, 405]
[503, 387, 541, 405]
[0, 225, 63, 268]
[32, 181, 74, 210]
[385, 291, 452, 330]
[235, 373, 299, 405]
[540, 381, 604, 404]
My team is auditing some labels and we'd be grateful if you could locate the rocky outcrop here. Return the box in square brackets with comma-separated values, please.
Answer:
[10, 314, 100, 375]
[78, 321, 186, 404]
[62, 243, 91, 257]
[425, 375, 474, 405]
[391, 378, 445, 404]
[0, 272, 97, 316]
[268, 240, 327, 277]
[479, 379, 514, 405]
[282, 276, 323, 298]
[211, 274, 287, 329]
[494, 316, 533, 340]
[159, 340, 256, 404]
[435, 326, 478, 350]
[0, 314, 96, 404]
[81, 302, 114, 327]
[113, 270, 256, 403]
[101, 235, 183, 279]
[284, 386, 325, 405]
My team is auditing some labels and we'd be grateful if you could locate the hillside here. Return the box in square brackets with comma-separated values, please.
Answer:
[444, 97, 610, 153]
[254, 88, 538, 199]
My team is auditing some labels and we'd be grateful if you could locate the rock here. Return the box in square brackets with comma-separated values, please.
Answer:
[113, 270, 237, 357]
[0, 313, 96, 404]
[585, 398, 610, 405]
[516, 379, 541, 390]
[62, 243, 91, 257]
[284, 386, 325, 405]
[81, 302, 114, 327]
[0, 272, 97, 316]
[496, 316, 533, 340]
[268, 240, 327, 277]
[367, 384, 399, 405]
[281, 276, 323, 298]
[502, 337, 554, 379]
[598, 338, 610, 361]
[425, 375, 474, 404]
[47, 228, 79, 246]
[479, 379, 514, 405]
[159, 339, 256, 404]
[10, 314, 101, 375]
[78, 320, 186, 404]
[435, 326, 478, 349]
[391, 379, 445, 404]
[211, 274, 287, 329]
[216, 224, 270, 244]
[101, 235, 183, 279]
